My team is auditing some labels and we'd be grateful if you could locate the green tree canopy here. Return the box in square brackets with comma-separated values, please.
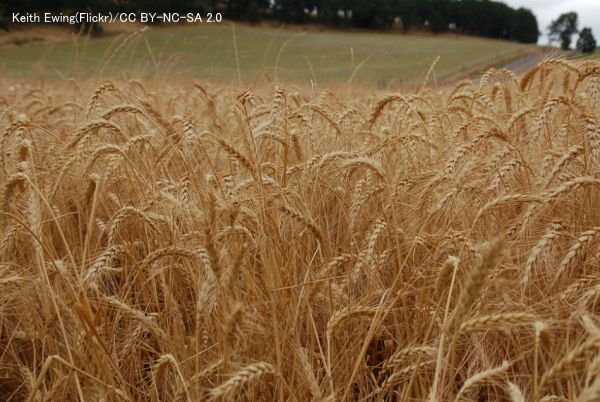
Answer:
[548, 11, 578, 50]
[511, 8, 539, 44]
[577, 27, 597, 54]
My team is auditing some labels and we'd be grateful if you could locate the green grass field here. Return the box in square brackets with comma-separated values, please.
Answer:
[0, 23, 531, 86]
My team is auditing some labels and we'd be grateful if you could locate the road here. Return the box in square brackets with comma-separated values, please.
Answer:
[497, 48, 572, 75]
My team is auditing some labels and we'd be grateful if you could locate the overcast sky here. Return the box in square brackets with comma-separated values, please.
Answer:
[503, 0, 600, 44]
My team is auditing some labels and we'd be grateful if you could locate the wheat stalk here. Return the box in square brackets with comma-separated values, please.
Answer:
[209, 362, 274, 400]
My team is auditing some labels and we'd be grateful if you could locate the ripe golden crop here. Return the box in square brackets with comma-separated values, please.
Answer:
[1, 59, 600, 401]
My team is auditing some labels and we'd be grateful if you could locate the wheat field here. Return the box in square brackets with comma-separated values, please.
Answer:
[1, 59, 600, 401]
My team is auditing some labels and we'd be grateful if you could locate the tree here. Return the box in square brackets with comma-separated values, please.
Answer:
[548, 12, 578, 50]
[394, 0, 418, 32]
[511, 8, 539, 44]
[348, 0, 393, 29]
[222, 0, 267, 21]
[272, 0, 309, 24]
[577, 27, 597, 53]
[451, 0, 537, 43]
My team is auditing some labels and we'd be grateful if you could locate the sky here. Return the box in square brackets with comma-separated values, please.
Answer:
[503, 0, 600, 45]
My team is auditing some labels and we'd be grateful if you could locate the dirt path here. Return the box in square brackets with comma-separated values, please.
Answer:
[497, 48, 572, 75]
[441, 47, 572, 87]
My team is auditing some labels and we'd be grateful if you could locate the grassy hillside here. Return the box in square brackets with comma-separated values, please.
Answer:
[0, 23, 530, 86]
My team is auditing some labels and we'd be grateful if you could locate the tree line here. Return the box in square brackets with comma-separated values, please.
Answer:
[548, 12, 596, 53]
[2, 0, 540, 44]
